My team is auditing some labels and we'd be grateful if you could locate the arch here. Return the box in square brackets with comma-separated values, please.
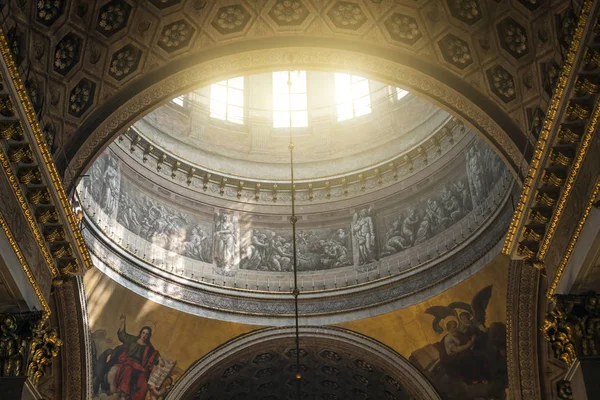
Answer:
[167, 326, 440, 400]
[63, 38, 529, 191]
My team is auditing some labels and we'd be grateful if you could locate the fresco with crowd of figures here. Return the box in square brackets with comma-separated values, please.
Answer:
[81, 137, 507, 272]
[240, 226, 353, 271]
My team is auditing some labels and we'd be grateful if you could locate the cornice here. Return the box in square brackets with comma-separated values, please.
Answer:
[0, 210, 50, 315]
[503, 0, 600, 265]
[547, 177, 600, 297]
[119, 117, 464, 205]
[502, 0, 593, 254]
[0, 29, 93, 279]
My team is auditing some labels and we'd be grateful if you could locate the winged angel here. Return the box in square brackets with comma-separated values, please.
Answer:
[411, 285, 508, 399]
[425, 285, 492, 337]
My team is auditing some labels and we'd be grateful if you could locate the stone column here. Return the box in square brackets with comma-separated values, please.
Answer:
[542, 291, 600, 399]
[0, 312, 62, 398]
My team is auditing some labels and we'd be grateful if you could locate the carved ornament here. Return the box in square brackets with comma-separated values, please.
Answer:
[0, 313, 62, 386]
[542, 291, 600, 367]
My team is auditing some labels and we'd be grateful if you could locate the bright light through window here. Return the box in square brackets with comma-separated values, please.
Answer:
[335, 73, 371, 121]
[273, 71, 308, 128]
[172, 96, 184, 107]
[396, 87, 409, 100]
[210, 77, 244, 124]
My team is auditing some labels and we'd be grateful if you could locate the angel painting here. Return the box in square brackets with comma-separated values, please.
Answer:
[409, 285, 508, 400]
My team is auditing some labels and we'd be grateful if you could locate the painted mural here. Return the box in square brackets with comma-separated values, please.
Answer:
[83, 153, 214, 264]
[85, 268, 260, 400]
[85, 239, 509, 400]
[80, 137, 507, 274]
[409, 285, 507, 399]
[91, 316, 180, 400]
[339, 255, 510, 400]
[239, 226, 352, 271]
[378, 139, 506, 258]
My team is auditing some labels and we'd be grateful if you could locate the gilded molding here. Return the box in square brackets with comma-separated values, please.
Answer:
[507, 260, 541, 399]
[502, 0, 593, 254]
[0, 29, 93, 273]
[0, 314, 62, 387]
[0, 149, 58, 276]
[538, 102, 600, 260]
[542, 291, 600, 366]
[0, 212, 51, 315]
[547, 177, 600, 297]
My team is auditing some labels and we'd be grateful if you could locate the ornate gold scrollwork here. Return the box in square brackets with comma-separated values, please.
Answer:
[0, 313, 61, 386]
[0, 121, 22, 140]
[530, 208, 551, 224]
[58, 259, 77, 275]
[583, 48, 600, 70]
[517, 242, 537, 259]
[542, 170, 566, 187]
[36, 208, 58, 224]
[523, 226, 544, 242]
[542, 292, 600, 367]
[558, 127, 581, 144]
[575, 77, 600, 95]
[566, 102, 590, 120]
[44, 227, 65, 243]
[7, 145, 32, 163]
[550, 149, 573, 167]
[0, 95, 13, 116]
[17, 167, 41, 185]
[50, 244, 71, 259]
[535, 190, 558, 207]
[27, 188, 51, 205]
[26, 318, 62, 385]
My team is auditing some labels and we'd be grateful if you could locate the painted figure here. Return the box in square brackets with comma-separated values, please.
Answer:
[113, 315, 162, 400]
[215, 213, 237, 269]
[466, 147, 486, 206]
[409, 285, 508, 399]
[353, 208, 376, 265]
[101, 157, 120, 216]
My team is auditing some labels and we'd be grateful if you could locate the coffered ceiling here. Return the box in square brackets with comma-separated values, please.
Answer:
[0, 0, 577, 188]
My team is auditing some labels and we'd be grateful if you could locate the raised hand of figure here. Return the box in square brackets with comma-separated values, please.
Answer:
[119, 314, 126, 322]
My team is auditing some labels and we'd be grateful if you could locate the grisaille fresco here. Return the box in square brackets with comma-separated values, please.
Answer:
[82, 153, 214, 264]
[81, 137, 507, 274]
[214, 212, 239, 271]
[239, 227, 352, 272]
[378, 140, 506, 258]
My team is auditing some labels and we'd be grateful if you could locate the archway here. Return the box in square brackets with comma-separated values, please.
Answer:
[168, 326, 440, 400]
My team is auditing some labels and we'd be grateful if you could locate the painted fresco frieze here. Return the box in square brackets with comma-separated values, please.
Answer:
[240, 226, 352, 272]
[79, 136, 508, 278]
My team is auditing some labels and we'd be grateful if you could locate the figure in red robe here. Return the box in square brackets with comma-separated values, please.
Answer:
[114, 315, 160, 400]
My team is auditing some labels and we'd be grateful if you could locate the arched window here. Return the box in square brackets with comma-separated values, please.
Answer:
[273, 70, 308, 128]
[210, 77, 244, 124]
[335, 73, 371, 121]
